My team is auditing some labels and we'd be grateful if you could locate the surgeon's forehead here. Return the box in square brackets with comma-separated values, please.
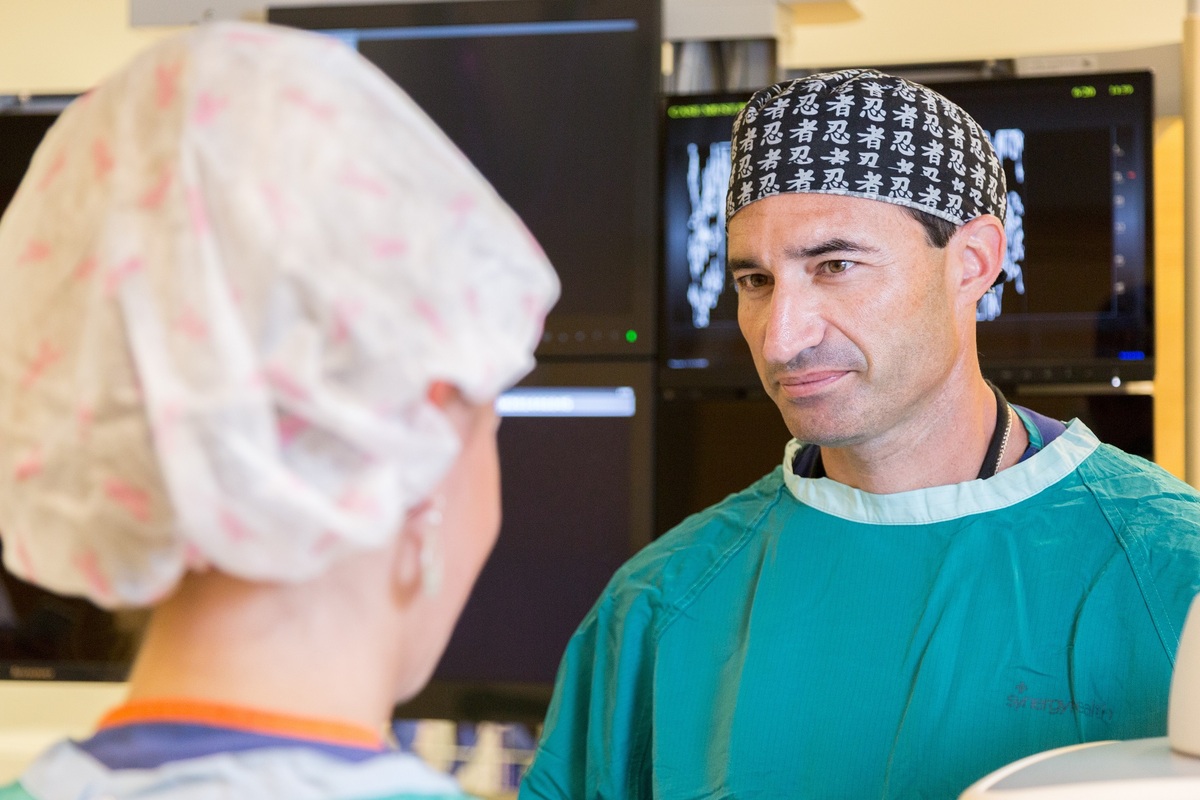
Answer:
[727, 193, 925, 262]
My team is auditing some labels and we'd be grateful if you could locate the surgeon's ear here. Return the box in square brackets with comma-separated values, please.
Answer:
[951, 214, 1005, 306]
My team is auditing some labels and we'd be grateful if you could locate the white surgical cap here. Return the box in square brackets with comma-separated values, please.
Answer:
[0, 22, 560, 608]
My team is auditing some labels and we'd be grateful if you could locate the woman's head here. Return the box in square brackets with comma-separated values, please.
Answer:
[0, 22, 559, 609]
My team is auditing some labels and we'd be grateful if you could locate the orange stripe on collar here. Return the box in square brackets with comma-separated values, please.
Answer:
[98, 698, 387, 751]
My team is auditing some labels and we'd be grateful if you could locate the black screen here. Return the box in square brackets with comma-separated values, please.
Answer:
[0, 108, 60, 228]
[272, 2, 662, 358]
[398, 361, 654, 721]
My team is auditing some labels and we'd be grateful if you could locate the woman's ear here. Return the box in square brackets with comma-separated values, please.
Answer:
[426, 381, 472, 440]
[426, 380, 457, 411]
[951, 213, 1006, 306]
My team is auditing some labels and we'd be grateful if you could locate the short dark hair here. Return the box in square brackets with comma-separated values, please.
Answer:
[905, 206, 959, 249]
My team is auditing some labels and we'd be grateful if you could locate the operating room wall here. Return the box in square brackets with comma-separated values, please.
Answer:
[0, 1, 1188, 94]
[783, 0, 1185, 71]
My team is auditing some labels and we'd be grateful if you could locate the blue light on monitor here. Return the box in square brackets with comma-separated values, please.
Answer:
[325, 19, 638, 49]
[1118, 351, 1146, 361]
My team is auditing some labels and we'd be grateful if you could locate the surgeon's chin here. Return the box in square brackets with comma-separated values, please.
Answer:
[775, 401, 870, 449]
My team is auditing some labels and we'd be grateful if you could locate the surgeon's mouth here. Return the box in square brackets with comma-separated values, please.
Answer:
[776, 370, 849, 399]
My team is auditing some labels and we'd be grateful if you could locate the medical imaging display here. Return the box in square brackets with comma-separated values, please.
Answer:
[660, 72, 1155, 387]
[272, 1, 661, 357]
[660, 94, 757, 387]
[933, 72, 1154, 384]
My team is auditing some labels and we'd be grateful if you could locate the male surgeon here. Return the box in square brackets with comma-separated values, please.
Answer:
[520, 69, 1200, 799]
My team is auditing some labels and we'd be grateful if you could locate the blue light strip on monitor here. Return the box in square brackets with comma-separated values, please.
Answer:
[495, 387, 636, 418]
[326, 19, 638, 49]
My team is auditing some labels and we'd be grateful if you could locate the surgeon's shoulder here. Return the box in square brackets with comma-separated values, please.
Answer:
[1077, 443, 1200, 637]
[588, 466, 789, 631]
[0, 783, 33, 800]
[1078, 443, 1200, 531]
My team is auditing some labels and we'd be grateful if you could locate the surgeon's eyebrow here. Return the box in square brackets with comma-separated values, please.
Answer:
[787, 237, 879, 259]
[727, 238, 879, 274]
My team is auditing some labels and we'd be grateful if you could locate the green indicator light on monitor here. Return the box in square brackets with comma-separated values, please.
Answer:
[626, 330, 638, 343]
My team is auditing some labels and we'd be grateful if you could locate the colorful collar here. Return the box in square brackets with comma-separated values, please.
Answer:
[97, 697, 388, 752]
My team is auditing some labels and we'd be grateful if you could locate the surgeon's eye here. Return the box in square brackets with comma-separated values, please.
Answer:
[733, 273, 772, 293]
[820, 259, 853, 275]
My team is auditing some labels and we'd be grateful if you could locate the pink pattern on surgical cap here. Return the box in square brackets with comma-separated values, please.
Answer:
[155, 61, 184, 108]
[283, 86, 336, 121]
[13, 450, 43, 481]
[104, 257, 144, 296]
[263, 366, 310, 402]
[413, 299, 447, 337]
[219, 509, 253, 543]
[175, 306, 209, 340]
[76, 405, 95, 437]
[104, 478, 152, 522]
[339, 164, 388, 197]
[331, 298, 364, 343]
[13, 537, 36, 583]
[37, 152, 66, 191]
[193, 92, 229, 126]
[18, 240, 51, 265]
[72, 549, 113, 600]
[371, 237, 408, 259]
[92, 139, 114, 178]
[185, 187, 209, 235]
[311, 531, 340, 555]
[0, 21, 559, 610]
[21, 341, 62, 390]
[261, 183, 291, 224]
[183, 542, 207, 569]
[74, 256, 98, 281]
[139, 168, 173, 210]
[277, 413, 310, 445]
[450, 192, 476, 216]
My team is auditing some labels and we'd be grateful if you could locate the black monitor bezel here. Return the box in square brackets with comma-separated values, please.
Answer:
[657, 90, 757, 390]
[270, 1, 663, 359]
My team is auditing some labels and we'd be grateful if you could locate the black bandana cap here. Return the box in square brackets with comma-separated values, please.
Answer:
[726, 69, 1007, 230]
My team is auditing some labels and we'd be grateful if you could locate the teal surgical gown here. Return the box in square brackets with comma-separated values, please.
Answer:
[520, 416, 1200, 799]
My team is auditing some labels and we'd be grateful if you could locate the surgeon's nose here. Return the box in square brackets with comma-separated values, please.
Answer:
[759, 289, 826, 366]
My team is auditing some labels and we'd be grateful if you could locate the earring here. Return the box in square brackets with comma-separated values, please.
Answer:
[419, 493, 445, 598]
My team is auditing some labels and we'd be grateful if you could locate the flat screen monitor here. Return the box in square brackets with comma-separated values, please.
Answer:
[398, 360, 654, 722]
[271, 1, 662, 358]
[655, 387, 792, 534]
[930, 71, 1155, 386]
[659, 72, 1155, 388]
